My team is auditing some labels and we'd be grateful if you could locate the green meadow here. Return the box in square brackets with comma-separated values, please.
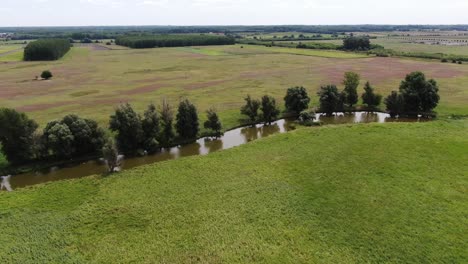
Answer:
[1, 119, 467, 263]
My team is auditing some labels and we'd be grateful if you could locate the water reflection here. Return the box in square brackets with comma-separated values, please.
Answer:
[3, 113, 424, 191]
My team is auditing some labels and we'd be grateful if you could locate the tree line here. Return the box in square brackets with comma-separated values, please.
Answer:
[115, 35, 235, 49]
[23, 39, 71, 61]
[0, 71, 439, 171]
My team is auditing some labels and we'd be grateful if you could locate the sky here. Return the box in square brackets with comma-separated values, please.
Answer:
[1, 0, 467, 27]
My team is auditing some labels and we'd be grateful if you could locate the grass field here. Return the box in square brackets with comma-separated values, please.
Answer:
[1, 44, 467, 130]
[0, 119, 466, 263]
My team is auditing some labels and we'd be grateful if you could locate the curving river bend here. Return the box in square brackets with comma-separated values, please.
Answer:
[1, 112, 425, 191]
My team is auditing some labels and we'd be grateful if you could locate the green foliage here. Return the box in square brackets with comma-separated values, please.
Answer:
[23, 39, 71, 61]
[342, 72, 360, 108]
[176, 99, 199, 140]
[317, 85, 343, 116]
[142, 104, 160, 154]
[399, 72, 440, 114]
[160, 99, 175, 146]
[240, 95, 260, 122]
[284, 86, 310, 114]
[298, 109, 318, 126]
[204, 108, 223, 137]
[60, 114, 106, 157]
[41, 70, 53, 80]
[385, 91, 404, 118]
[102, 137, 120, 173]
[343, 36, 371, 51]
[116, 34, 235, 49]
[42, 121, 75, 158]
[260, 95, 280, 125]
[362, 82, 382, 110]
[109, 103, 144, 155]
[0, 108, 38, 164]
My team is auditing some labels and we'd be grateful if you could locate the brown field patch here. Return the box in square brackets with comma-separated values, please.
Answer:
[184, 79, 229, 90]
[17, 101, 76, 112]
[120, 83, 166, 95]
[319, 57, 463, 85]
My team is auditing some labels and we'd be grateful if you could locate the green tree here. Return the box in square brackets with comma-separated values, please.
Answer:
[42, 121, 75, 158]
[160, 99, 174, 147]
[142, 104, 160, 153]
[41, 70, 53, 80]
[61, 114, 105, 156]
[399, 71, 440, 114]
[385, 91, 404, 118]
[342, 72, 359, 108]
[102, 137, 121, 173]
[317, 85, 343, 116]
[361, 82, 383, 110]
[204, 108, 223, 137]
[176, 99, 199, 140]
[0, 108, 38, 164]
[240, 95, 260, 123]
[260, 95, 280, 125]
[109, 103, 144, 155]
[284, 86, 310, 114]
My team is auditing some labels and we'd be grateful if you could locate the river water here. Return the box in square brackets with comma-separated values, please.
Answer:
[1, 112, 424, 191]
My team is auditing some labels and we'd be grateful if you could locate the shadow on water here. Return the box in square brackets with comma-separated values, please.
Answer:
[3, 112, 425, 190]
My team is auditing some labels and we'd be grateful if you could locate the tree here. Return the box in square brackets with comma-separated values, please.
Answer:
[41, 70, 53, 80]
[176, 99, 199, 140]
[0, 108, 38, 164]
[260, 95, 280, 125]
[361, 82, 382, 110]
[240, 95, 260, 123]
[102, 138, 122, 173]
[160, 99, 174, 146]
[142, 104, 160, 153]
[42, 121, 75, 158]
[109, 103, 144, 155]
[342, 72, 360, 108]
[399, 71, 440, 114]
[204, 108, 223, 137]
[284, 86, 310, 114]
[385, 91, 404, 118]
[317, 85, 343, 116]
[343, 36, 371, 50]
[61, 114, 105, 157]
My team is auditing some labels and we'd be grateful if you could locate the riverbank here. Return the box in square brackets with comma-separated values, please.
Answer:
[1, 119, 466, 262]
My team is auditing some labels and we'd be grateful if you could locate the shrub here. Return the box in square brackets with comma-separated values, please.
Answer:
[284, 86, 310, 114]
[102, 138, 122, 173]
[24, 39, 71, 61]
[41, 70, 53, 80]
[384, 91, 404, 118]
[361, 82, 382, 110]
[441, 58, 448, 63]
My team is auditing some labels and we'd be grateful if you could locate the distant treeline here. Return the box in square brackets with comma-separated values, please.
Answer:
[23, 39, 71, 61]
[2, 25, 468, 40]
[115, 35, 235, 49]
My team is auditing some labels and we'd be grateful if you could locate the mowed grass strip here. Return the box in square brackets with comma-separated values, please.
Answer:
[0, 119, 466, 263]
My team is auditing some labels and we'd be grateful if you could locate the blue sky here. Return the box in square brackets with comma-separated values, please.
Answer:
[1, 0, 467, 26]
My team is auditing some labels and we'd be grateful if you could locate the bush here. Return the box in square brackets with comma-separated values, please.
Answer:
[284, 86, 311, 114]
[385, 91, 404, 118]
[116, 34, 235, 49]
[361, 82, 382, 110]
[41, 70, 53, 80]
[441, 58, 448, 63]
[109, 103, 144, 155]
[204, 108, 223, 138]
[24, 39, 71, 61]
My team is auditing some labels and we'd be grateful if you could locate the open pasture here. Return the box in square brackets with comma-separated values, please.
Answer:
[0, 44, 467, 128]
